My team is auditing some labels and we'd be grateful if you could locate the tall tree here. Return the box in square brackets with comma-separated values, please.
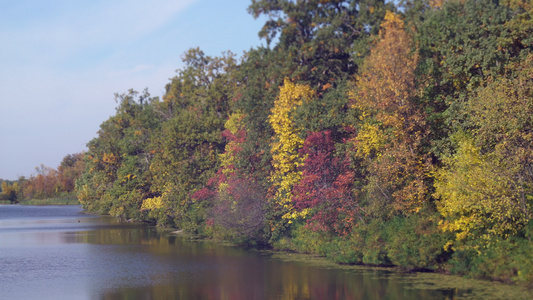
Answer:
[249, 0, 392, 86]
[416, 0, 513, 156]
[436, 55, 533, 245]
[269, 78, 315, 222]
[57, 153, 85, 193]
[351, 11, 431, 218]
[144, 49, 237, 231]
[77, 89, 160, 218]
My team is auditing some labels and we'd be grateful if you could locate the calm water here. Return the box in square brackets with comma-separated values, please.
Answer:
[0, 205, 530, 300]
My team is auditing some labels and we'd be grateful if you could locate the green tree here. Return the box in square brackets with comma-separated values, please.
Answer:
[499, 0, 533, 61]
[416, 0, 514, 156]
[249, 0, 392, 86]
[435, 55, 533, 247]
[77, 89, 160, 218]
[144, 49, 237, 231]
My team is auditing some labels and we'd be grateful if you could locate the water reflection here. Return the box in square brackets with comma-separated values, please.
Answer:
[74, 223, 456, 300]
[0, 206, 529, 300]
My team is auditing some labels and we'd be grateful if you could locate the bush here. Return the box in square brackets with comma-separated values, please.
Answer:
[323, 234, 364, 264]
[291, 223, 331, 255]
[209, 178, 267, 246]
[360, 220, 392, 266]
[293, 214, 451, 269]
[385, 215, 451, 270]
[179, 200, 210, 237]
[448, 234, 533, 285]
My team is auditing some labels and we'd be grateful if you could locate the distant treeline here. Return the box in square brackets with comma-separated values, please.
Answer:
[0, 153, 85, 203]
[11, 0, 533, 285]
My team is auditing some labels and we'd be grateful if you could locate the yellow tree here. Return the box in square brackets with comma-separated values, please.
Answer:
[269, 78, 315, 221]
[1, 181, 20, 202]
[434, 135, 529, 246]
[435, 55, 533, 246]
[350, 11, 430, 217]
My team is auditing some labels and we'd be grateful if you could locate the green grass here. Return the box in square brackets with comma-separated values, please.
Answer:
[19, 197, 81, 205]
[0, 200, 11, 205]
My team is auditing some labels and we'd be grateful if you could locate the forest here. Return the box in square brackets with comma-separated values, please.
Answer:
[2, 0, 532, 285]
[0, 153, 84, 204]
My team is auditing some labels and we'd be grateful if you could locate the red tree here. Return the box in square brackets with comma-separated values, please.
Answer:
[293, 131, 362, 235]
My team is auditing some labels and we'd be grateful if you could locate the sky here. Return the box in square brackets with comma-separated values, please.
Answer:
[0, 0, 268, 180]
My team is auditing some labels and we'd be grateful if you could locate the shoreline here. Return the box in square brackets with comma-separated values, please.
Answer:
[170, 230, 533, 299]
[165, 225, 532, 295]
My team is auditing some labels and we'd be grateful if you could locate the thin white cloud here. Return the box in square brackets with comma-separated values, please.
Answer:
[1, 0, 197, 67]
[0, 1, 195, 179]
[0, 0, 266, 180]
[66, 0, 195, 47]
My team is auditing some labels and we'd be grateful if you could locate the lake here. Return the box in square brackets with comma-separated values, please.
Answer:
[0, 205, 529, 299]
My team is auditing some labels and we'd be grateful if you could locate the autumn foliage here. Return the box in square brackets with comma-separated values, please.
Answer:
[292, 131, 361, 235]
[351, 11, 430, 217]
[0, 0, 517, 284]
[269, 78, 315, 221]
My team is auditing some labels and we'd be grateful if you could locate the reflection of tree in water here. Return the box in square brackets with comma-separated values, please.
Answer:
[62, 217, 523, 300]
[92, 228, 464, 300]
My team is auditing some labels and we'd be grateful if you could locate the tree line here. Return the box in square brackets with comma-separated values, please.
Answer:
[0, 153, 85, 203]
[12, 0, 533, 284]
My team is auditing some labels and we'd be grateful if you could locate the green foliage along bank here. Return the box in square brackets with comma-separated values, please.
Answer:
[74, 0, 533, 286]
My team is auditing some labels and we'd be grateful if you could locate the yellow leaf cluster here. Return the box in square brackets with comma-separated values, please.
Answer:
[102, 153, 117, 164]
[224, 111, 244, 135]
[434, 135, 529, 244]
[354, 123, 385, 158]
[219, 111, 246, 172]
[269, 78, 314, 220]
[122, 174, 136, 183]
[141, 196, 164, 211]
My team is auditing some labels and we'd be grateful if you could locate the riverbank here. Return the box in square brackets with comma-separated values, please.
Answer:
[17, 197, 80, 205]
[267, 251, 532, 299]
[165, 223, 533, 295]
[166, 228, 532, 299]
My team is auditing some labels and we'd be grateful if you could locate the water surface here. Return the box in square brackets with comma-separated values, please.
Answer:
[0, 205, 529, 299]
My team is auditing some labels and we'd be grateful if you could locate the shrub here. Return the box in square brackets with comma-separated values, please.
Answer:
[385, 215, 451, 270]
[209, 178, 267, 246]
[448, 233, 533, 285]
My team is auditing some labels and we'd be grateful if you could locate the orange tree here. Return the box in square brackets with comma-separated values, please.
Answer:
[350, 11, 431, 219]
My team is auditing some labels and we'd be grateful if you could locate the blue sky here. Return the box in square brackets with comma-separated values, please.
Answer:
[0, 0, 268, 180]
